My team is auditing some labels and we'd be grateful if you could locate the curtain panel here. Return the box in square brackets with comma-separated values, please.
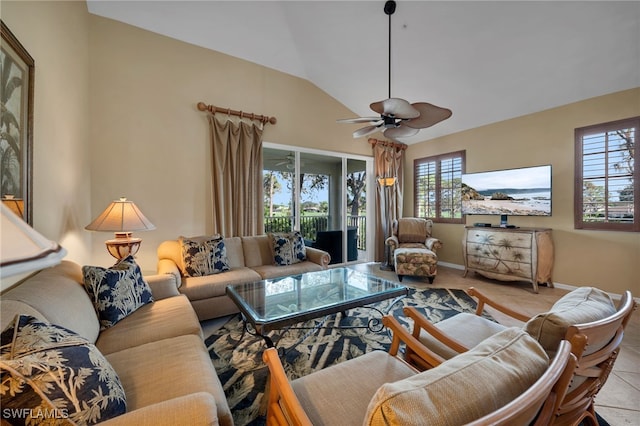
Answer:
[209, 115, 264, 237]
[371, 139, 406, 262]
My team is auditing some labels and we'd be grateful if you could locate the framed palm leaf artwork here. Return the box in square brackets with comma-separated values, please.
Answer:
[1, 20, 34, 224]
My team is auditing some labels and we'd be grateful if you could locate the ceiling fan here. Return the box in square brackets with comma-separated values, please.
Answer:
[275, 152, 295, 170]
[338, 0, 452, 140]
[274, 152, 306, 170]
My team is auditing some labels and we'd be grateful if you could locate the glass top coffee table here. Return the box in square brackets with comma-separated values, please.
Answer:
[226, 267, 408, 347]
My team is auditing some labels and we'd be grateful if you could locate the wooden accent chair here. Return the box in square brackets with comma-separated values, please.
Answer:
[383, 287, 636, 426]
[263, 328, 575, 426]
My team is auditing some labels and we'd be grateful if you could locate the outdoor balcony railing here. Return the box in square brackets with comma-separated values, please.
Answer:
[264, 215, 366, 251]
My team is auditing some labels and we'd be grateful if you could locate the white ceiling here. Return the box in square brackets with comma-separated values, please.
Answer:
[86, 1, 640, 144]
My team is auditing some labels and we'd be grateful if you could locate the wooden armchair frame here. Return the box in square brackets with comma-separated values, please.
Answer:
[261, 329, 414, 426]
[383, 286, 532, 370]
[263, 346, 313, 426]
[262, 338, 576, 426]
[467, 340, 576, 426]
[551, 294, 636, 425]
[384, 287, 637, 425]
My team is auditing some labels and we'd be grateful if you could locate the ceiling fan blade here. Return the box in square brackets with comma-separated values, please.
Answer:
[404, 103, 453, 129]
[370, 98, 420, 119]
[383, 125, 420, 139]
[337, 117, 382, 124]
[353, 125, 382, 138]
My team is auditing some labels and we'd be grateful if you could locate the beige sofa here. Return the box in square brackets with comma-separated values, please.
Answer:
[0, 261, 233, 426]
[157, 235, 331, 321]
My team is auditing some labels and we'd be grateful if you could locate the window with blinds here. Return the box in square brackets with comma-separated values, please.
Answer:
[414, 150, 465, 223]
[575, 117, 638, 231]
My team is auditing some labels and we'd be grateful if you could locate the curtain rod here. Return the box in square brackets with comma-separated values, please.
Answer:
[197, 102, 277, 125]
[368, 137, 407, 151]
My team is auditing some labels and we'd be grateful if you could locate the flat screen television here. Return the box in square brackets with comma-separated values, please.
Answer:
[462, 165, 551, 226]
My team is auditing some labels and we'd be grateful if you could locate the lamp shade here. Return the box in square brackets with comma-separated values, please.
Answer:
[85, 198, 155, 233]
[0, 204, 67, 278]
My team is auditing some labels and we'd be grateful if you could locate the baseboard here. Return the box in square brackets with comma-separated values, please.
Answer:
[437, 261, 464, 270]
[436, 261, 634, 303]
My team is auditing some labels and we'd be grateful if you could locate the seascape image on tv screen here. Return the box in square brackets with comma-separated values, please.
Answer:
[462, 165, 551, 216]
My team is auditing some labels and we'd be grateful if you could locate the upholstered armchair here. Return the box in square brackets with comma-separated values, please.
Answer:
[385, 217, 442, 283]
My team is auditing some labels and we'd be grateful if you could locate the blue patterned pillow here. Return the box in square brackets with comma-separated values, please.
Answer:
[0, 315, 126, 425]
[82, 255, 154, 330]
[270, 231, 307, 266]
[179, 236, 231, 277]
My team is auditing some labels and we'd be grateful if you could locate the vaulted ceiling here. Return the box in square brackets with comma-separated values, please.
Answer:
[86, 1, 640, 144]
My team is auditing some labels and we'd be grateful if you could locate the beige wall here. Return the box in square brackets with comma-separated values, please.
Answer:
[405, 88, 640, 295]
[88, 15, 369, 271]
[1, 1, 93, 290]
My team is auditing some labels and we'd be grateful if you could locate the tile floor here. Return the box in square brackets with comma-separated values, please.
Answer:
[203, 263, 639, 425]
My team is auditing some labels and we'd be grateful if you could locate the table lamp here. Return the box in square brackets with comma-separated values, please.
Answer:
[85, 197, 155, 260]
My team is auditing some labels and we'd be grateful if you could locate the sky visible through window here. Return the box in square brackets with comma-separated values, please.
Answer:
[582, 129, 633, 202]
[576, 118, 636, 230]
[269, 172, 328, 206]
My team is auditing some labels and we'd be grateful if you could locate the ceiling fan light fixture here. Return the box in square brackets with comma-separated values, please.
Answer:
[383, 115, 397, 128]
[338, 0, 452, 141]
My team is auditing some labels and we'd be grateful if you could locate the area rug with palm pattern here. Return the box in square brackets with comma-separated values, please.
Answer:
[204, 287, 488, 426]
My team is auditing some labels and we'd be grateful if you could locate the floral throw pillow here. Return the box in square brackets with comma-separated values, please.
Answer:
[270, 231, 307, 266]
[82, 255, 154, 330]
[0, 315, 126, 425]
[179, 236, 231, 277]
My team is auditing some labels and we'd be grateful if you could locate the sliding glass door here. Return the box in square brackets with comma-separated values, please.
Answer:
[263, 145, 372, 264]
[347, 158, 367, 262]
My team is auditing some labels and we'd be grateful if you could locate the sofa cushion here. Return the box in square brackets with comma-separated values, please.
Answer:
[98, 393, 219, 426]
[179, 268, 262, 301]
[0, 315, 126, 425]
[82, 255, 154, 330]
[269, 231, 307, 265]
[0, 261, 100, 343]
[525, 286, 616, 356]
[241, 235, 275, 268]
[222, 237, 246, 269]
[179, 235, 231, 277]
[365, 327, 549, 426]
[95, 294, 203, 355]
[105, 334, 232, 426]
[252, 262, 324, 280]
